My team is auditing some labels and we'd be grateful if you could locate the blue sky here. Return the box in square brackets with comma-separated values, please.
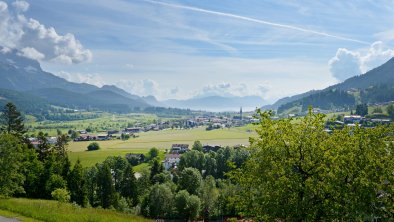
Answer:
[1, 0, 394, 103]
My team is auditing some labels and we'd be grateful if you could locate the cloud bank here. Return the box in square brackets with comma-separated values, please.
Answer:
[56, 71, 104, 87]
[0, 0, 91, 64]
[196, 82, 269, 98]
[329, 41, 394, 81]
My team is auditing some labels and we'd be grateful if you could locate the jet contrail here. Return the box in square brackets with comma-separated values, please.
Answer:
[142, 0, 369, 45]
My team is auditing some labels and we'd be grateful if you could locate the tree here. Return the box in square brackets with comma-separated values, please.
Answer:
[192, 140, 203, 152]
[68, 159, 87, 206]
[0, 134, 25, 196]
[387, 104, 394, 120]
[175, 190, 202, 220]
[200, 176, 219, 220]
[0, 102, 26, 137]
[84, 166, 98, 206]
[355, 103, 368, 116]
[120, 164, 138, 206]
[147, 147, 159, 160]
[230, 109, 394, 221]
[96, 163, 117, 208]
[37, 131, 51, 161]
[142, 183, 174, 219]
[178, 167, 202, 195]
[150, 158, 163, 182]
[87, 142, 100, 151]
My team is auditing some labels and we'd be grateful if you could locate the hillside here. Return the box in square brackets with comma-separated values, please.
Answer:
[0, 88, 51, 114]
[275, 57, 394, 113]
[0, 198, 150, 222]
[0, 50, 151, 112]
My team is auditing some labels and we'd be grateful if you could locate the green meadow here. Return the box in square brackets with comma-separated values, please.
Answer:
[0, 198, 151, 222]
[68, 125, 256, 167]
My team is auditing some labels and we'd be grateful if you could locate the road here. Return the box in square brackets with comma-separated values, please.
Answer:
[0, 216, 20, 222]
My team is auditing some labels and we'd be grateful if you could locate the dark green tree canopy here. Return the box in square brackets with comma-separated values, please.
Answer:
[0, 102, 26, 137]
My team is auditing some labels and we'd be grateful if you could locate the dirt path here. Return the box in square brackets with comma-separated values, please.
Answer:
[0, 216, 20, 222]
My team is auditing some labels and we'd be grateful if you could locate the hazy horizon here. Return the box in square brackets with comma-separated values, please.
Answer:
[2, 0, 394, 103]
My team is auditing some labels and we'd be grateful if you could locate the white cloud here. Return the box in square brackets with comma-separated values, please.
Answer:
[0, 1, 7, 12]
[0, 1, 92, 64]
[329, 41, 394, 81]
[18, 47, 45, 60]
[12, 0, 29, 12]
[115, 79, 159, 97]
[55, 71, 104, 87]
[196, 82, 269, 98]
[328, 48, 361, 81]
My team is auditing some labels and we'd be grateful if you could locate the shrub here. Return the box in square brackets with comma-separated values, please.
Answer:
[87, 142, 100, 151]
[51, 188, 70, 203]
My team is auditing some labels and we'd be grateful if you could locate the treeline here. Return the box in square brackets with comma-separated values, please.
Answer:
[278, 89, 355, 113]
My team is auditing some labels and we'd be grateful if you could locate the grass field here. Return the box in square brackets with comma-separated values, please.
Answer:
[0, 198, 151, 222]
[68, 125, 256, 167]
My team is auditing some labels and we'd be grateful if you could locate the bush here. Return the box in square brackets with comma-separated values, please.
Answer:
[87, 142, 100, 151]
[51, 188, 70, 203]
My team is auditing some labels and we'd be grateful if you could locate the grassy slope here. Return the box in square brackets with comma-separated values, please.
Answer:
[0, 198, 151, 222]
[68, 125, 256, 167]
[0, 209, 41, 222]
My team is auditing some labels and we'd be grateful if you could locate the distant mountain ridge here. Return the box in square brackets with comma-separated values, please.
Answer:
[271, 57, 394, 113]
[0, 50, 152, 112]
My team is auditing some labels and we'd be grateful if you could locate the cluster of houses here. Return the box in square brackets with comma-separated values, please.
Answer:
[325, 115, 391, 133]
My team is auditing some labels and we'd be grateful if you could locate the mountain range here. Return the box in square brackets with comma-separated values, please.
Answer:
[0, 50, 265, 113]
[266, 57, 394, 114]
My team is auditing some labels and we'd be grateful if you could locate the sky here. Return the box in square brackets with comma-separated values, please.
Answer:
[1, 0, 394, 103]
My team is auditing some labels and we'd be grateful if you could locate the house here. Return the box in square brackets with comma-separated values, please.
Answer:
[371, 119, 391, 125]
[97, 134, 109, 141]
[163, 153, 181, 170]
[124, 127, 142, 133]
[344, 115, 364, 124]
[170, 144, 189, 154]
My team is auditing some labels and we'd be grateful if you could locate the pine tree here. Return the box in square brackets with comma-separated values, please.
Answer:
[97, 163, 117, 208]
[120, 164, 138, 206]
[68, 159, 87, 207]
[0, 102, 26, 137]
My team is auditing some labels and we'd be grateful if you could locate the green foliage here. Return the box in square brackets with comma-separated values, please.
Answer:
[96, 162, 117, 208]
[278, 89, 355, 113]
[45, 174, 67, 196]
[142, 183, 174, 219]
[387, 104, 394, 120]
[355, 103, 368, 116]
[0, 102, 26, 137]
[175, 190, 201, 220]
[0, 134, 25, 196]
[192, 140, 203, 151]
[87, 142, 100, 151]
[147, 147, 159, 160]
[150, 158, 163, 182]
[0, 198, 151, 222]
[200, 175, 219, 219]
[231, 109, 394, 221]
[120, 164, 138, 206]
[179, 150, 205, 171]
[51, 188, 70, 203]
[372, 106, 383, 114]
[68, 159, 87, 206]
[178, 168, 202, 195]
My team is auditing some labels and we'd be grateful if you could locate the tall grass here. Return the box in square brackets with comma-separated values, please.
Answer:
[0, 198, 151, 222]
